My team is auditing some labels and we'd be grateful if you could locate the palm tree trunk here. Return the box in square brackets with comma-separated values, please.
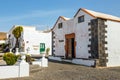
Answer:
[16, 38, 19, 48]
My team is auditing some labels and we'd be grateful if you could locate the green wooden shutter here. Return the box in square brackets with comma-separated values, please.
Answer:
[40, 43, 45, 53]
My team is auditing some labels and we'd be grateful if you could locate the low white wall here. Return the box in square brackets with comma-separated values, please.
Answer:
[0, 66, 19, 79]
[49, 56, 62, 61]
[19, 62, 29, 77]
[49, 56, 95, 66]
[0, 62, 29, 79]
[72, 59, 95, 67]
[32, 56, 48, 67]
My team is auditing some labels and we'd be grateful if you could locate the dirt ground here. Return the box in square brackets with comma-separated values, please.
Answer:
[1, 60, 120, 80]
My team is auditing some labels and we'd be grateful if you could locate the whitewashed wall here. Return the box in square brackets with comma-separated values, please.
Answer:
[8, 26, 52, 55]
[105, 20, 120, 67]
[0, 62, 29, 79]
[74, 10, 94, 58]
[53, 18, 66, 56]
[22, 27, 52, 55]
[53, 10, 95, 58]
[52, 10, 120, 67]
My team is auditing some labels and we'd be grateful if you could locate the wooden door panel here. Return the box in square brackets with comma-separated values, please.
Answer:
[65, 33, 76, 59]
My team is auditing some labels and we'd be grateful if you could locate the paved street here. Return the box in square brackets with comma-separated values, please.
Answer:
[1, 60, 120, 80]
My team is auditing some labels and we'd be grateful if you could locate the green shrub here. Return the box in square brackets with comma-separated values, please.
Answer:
[46, 48, 50, 56]
[26, 54, 32, 64]
[3, 52, 19, 65]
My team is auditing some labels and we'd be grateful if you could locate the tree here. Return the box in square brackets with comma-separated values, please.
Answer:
[12, 26, 23, 48]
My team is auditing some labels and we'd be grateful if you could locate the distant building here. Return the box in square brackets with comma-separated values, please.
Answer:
[7, 25, 52, 55]
[0, 32, 7, 44]
[51, 8, 120, 67]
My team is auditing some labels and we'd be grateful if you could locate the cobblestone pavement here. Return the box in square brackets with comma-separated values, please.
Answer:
[1, 61, 120, 80]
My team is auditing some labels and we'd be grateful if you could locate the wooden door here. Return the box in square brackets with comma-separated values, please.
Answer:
[65, 33, 76, 59]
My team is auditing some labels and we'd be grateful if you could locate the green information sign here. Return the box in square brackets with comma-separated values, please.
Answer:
[40, 43, 45, 53]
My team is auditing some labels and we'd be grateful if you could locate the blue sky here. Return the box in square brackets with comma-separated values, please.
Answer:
[0, 0, 120, 32]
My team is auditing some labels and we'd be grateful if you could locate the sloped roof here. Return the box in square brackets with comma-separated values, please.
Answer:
[51, 16, 70, 30]
[0, 32, 7, 40]
[51, 8, 120, 31]
[74, 8, 120, 22]
[60, 16, 70, 20]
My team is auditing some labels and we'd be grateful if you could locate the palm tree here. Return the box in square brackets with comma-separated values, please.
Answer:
[12, 26, 23, 48]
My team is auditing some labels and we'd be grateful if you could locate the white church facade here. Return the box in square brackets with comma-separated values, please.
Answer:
[51, 8, 120, 67]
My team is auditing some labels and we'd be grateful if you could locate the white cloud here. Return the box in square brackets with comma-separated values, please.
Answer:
[30, 24, 52, 30]
[0, 9, 71, 22]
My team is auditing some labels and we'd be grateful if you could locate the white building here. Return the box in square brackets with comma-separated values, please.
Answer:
[8, 25, 52, 55]
[51, 8, 120, 67]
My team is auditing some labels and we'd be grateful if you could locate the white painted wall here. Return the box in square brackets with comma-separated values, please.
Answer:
[49, 56, 95, 66]
[53, 9, 120, 67]
[105, 20, 120, 67]
[49, 56, 62, 61]
[23, 28, 52, 55]
[53, 18, 67, 56]
[0, 62, 29, 79]
[74, 10, 94, 58]
[0, 66, 19, 79]
[72, 59, 95, 66]
[8, 26, 52, 55]
[53, 10, 95, 58]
